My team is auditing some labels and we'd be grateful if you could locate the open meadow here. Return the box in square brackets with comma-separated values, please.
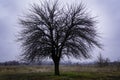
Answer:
[0, 65, 120, 80]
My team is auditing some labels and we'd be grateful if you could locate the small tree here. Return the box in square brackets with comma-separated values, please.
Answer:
[104, 58, 110, 66]
[18, 0, 101, 75]
[96, 53, 110, 67]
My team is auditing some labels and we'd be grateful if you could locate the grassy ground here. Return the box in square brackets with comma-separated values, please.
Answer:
[0, 65, 120, 80]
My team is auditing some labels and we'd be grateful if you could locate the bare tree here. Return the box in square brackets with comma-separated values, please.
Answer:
[96, 53, 110, 67]
[18, 0, 101, 75]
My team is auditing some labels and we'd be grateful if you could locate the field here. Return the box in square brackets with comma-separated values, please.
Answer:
[0, 65, 120, 80]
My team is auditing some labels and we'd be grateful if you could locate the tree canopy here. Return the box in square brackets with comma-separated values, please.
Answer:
[18, 0, 101, 75]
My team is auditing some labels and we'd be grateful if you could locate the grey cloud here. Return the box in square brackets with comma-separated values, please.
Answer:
[0, 0, 120, 62]
[98, 0, 120, 61]
[0, 0, 26, 62]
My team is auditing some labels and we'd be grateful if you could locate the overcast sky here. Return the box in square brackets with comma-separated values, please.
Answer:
[0, 0, 120, 62]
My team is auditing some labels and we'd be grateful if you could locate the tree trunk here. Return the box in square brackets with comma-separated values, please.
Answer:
[51, 50, 61, 75]
[54, 60, 60, 75]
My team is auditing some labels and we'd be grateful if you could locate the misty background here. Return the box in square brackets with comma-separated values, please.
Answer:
[0, 0, 120, 62]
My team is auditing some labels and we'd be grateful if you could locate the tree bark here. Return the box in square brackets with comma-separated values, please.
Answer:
[52, 50, 61, 75]
[54, 61, 60, 75]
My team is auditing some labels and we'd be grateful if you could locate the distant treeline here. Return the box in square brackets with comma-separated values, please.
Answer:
[0, 61, 27, 66]
[0, 60, 120, 67]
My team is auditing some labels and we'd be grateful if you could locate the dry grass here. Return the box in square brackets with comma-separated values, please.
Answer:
[0, 65, 120, 80]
